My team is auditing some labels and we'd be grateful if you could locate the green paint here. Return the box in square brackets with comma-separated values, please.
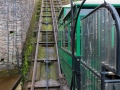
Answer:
[57, 3, 120, 90]
[58, 47, 72, 85]
[64, 8, 66, 17]
[62, 26, 64, 47]
[68, 19, 71, 51]
[76, 3, 120, 7]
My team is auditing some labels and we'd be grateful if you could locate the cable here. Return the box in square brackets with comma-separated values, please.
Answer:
[45, 61, 49, 90]
[70, 0, 86, 90]
[45, 0, 49, 90]
[70, 0, 75, 90]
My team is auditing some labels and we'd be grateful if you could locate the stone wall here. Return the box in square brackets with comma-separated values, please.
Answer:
[0, 0, 34, 71]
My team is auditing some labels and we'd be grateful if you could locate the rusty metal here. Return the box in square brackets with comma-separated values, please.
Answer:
[30, 0, 44, 89]
[50, 0, 62, 77]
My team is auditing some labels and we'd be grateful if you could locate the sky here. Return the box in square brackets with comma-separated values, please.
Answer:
[63, 0, 120, 7]
[84, 0, 120, 4]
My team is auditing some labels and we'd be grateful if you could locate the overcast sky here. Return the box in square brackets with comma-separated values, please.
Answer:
[85, 0, 120, 4]
[64, 0, 120, 7]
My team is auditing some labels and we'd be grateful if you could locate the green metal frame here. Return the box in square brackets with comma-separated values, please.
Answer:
[58, 5, 83, 85]
[58, 2, 120, 90]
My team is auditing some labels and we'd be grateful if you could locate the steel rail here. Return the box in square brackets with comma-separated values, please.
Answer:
[50, 0, 62, 77]
[30, 0, 44, 89]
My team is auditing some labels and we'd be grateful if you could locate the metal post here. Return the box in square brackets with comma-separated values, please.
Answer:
[101, 72, 105, 90]
[75, 57, 81, 90]
[101, 67, 106, 90]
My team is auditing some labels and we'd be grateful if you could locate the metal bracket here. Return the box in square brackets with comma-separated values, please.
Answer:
[75, 56, 81, 90]
[44, 60, 50, 64]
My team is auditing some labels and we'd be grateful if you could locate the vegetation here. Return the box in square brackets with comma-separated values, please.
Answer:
[42, 24, 53, 30]
[43, 12, 51, 15]
[38, 46, 45, 59]
[43, 17, 52, 22]
[21, 0, 41, 83]
[39, 63, 56, 80]
[43, 8, 51, 11]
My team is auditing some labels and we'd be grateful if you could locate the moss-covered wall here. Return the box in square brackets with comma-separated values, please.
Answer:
[21, 0, 41, 83]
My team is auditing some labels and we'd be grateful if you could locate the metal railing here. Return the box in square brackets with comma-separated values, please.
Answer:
[81, 2, 120, 90]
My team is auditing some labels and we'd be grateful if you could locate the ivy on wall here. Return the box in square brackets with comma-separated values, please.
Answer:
[21, 0, 41, 83]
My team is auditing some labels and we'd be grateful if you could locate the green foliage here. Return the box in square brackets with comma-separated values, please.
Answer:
[21, 44, 33, 83]
[43, 12, 51, 15]
[36, 15, 40, 21]
[42, 24, 53, 30]
[21, 0, 42, 84]
[43, 8, 50, 11]
[43, 17, 52, 22]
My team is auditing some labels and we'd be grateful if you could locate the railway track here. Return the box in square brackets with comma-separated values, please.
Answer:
[28, 0, 62, 90]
